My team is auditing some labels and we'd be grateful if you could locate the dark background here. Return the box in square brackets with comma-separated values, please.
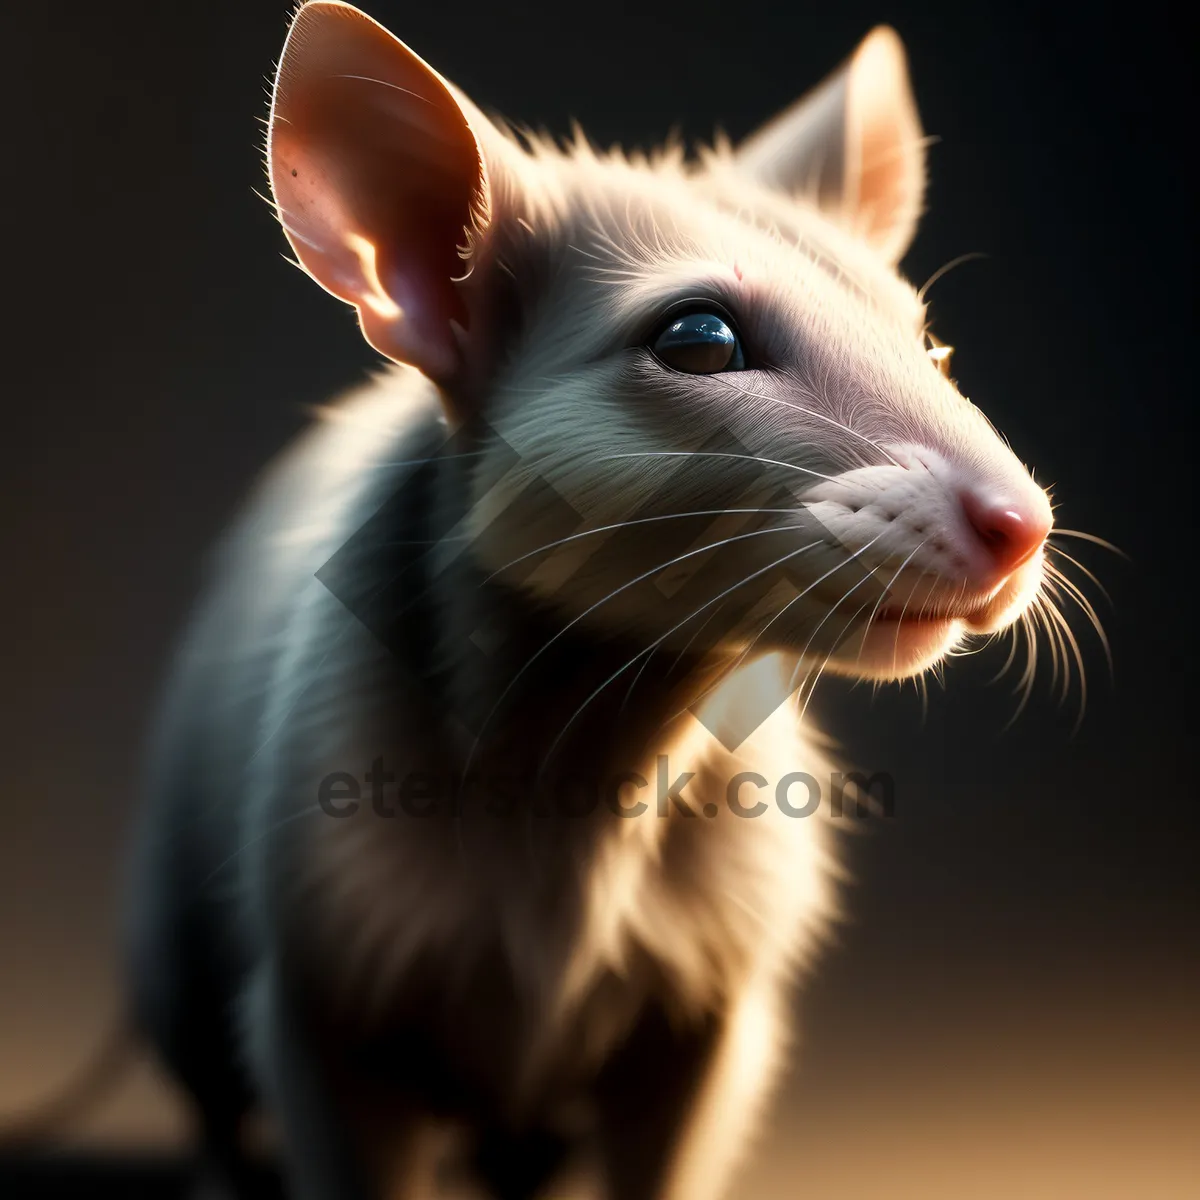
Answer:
[2, 1, 1196, 1195]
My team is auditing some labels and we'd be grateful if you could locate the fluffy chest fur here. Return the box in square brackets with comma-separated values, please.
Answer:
[223, 370, 834, 1114]
[125, 10, 1077, 1200]
[288, 671, 839, 1110]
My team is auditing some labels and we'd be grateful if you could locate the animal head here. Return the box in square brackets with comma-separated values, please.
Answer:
[268, 1, 1059, 686]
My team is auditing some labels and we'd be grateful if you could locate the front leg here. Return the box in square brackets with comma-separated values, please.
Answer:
[242, 962, 433, 1200]
[594, 977, 788, 1200]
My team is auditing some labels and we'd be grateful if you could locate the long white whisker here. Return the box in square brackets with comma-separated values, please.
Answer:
[887, 562, 926, 678]
[482, 506, 799, 583]
[689, 531, 894, 721]
[1044, 561, 1113, 674]
[539, 537, 831, 768]
[597, 450, 842, 486]
[785, 543, 899, 697]
[1042, 591, 1088, 732]
[327, 74, 435, 104]
[1049, 529, 1128, 558]
[1039, 587, 1068, 703]
[987, 621, 1022, 683]
[1003, 605, 1041, 729]
[621, 600, 725, 720]
[1046, 544, 1113, 605]
[916, 251, 988, 304]
[711, 378, 901, 467]
[737, 530, 891, 681]
[852, 543, 930, 670]
[797, 594, 880, 729]
[198, 803, 325, 896]
[463, 525, 820, 779]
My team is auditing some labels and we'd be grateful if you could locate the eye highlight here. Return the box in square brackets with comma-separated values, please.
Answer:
[650, 310, 747, 374]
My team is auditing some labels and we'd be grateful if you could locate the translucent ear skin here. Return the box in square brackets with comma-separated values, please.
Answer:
[266, 3, 926, 388]
[267, 1, 485, 381]
[732, 57, 851, 208]
[733, 26, 927, 265]
[845, 27, 927, 265]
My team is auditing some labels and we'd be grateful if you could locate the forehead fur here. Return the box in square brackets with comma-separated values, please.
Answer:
[476, 126, 927, 342]
[463, 125, 1006, 483]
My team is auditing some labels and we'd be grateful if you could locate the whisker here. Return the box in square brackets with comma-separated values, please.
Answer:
[326, 74, 435, 104]
[712, 378, 901, 468]
[1041, 592, 1088, 733]
[1038, 587, 1069, 704]
[1046, 544, 1113, 606]
[1044, 562, 1113, 675]
[621, 601, 725, 720]
[852, 544, 930, 670]
[1003, 604, 1042, 730]
[986, 621, 1022, 684]
[687, 530, 894, 720]
[887, 562, 926, 678]
[796, 594, 880, 729]
[463, 525, 822, 779]
[597, 450, 842, 486]
[788, 552, 909, 704]
[370, 451, 489, 468]
[198, 803, 325, 897]
[740, 530, 891, 679]
[916, 251, 988, 305]
[917, 671, 929, 723]
[539, 538, 830, 768]
[1049, 529, 1128, 559]
[482, 506, 800, 583]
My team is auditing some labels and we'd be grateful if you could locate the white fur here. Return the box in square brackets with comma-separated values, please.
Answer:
[140, 7, 1065, 1199]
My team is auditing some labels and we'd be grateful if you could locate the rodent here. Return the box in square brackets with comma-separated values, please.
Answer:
[118, 3, 1069, 1197]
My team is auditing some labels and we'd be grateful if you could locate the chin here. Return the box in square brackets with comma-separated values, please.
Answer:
[818, 558, 1047, 683]
[821, 617, 967, 682]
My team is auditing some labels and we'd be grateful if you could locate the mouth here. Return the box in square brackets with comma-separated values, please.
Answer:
[823, 594, 1006, 681]
[819, 608, 961, 682]
[873, 602, 989, 630]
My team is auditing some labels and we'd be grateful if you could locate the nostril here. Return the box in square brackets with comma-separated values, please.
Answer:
[974, 509, 1022, 549]
[960, 490, 1050, 573]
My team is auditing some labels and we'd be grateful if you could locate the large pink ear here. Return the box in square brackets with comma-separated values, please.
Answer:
[733, 27, 927, 265]
[267, 2, 488, 383]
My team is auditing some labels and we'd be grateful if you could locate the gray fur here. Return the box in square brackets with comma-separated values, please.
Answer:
[124, 5, 1055, 1198]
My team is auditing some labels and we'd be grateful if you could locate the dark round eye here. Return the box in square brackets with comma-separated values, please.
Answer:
[650, 311, 746, 374]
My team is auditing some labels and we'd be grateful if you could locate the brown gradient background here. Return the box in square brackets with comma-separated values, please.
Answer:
[2, 1, 1196, 1196]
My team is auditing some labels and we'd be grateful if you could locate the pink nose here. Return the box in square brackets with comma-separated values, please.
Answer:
[960, 490, 1051, 574]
